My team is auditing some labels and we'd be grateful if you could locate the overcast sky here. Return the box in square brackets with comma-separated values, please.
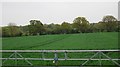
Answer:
[2, 2, 118, 26]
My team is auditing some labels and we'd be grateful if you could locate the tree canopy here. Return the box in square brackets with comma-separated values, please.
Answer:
[1, 15, 119, 37]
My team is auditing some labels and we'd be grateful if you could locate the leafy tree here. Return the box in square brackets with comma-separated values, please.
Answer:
[2, 23, 22, 37]
[44, 23, 62, 34]
[88, 23, 96, 33]
[61, 22, 72, 34]
[8, 23, 22, 37]
[28, 20, 44, 35]
[73, 17, 89, 33]
[19, 25, 29, 36]
[2, 27, 11, 37]
[102, 15, 117, 22]
[53, 24, 62, 34]
[46, 23, 56, 34]
[91, 22, 106, 32]
[102, 15, 118, 32]
[2, 15, 119, 37]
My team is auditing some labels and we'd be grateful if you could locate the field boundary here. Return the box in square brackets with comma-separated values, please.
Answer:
[0, 50, 120, 66]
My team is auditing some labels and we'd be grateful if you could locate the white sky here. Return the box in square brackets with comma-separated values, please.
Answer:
[0, 0, 119, 26]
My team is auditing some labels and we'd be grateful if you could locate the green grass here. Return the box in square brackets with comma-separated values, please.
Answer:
[2, 32, 118, 50]
[2, 32, 119, 66]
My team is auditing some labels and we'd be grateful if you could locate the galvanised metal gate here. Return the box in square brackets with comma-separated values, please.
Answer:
[0, 50, 120, 66]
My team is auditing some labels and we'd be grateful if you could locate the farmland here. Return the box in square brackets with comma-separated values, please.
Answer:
[2, 32, 119, 66]
[2, 32, 118, 50]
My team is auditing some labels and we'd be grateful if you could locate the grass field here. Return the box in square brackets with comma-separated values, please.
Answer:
[2, 32, 119, 66]
[2, 32, 118, 50]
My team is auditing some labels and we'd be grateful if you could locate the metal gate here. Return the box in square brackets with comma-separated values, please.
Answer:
[0, 50, 120, 66]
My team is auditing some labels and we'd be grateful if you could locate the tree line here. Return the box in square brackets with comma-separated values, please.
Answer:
[1, 15, 120, 37]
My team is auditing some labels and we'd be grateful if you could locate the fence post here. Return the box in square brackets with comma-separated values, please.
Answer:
[42, 50, 45, 60]
[99, 51, 101, 67]
[64, 51, 67, 60]
[14, 51, 17, 66]
[54, 50, 58, 67]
